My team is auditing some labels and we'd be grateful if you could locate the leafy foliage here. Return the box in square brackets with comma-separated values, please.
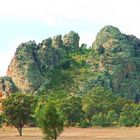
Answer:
[3, 26, 140, 130]
[36, 101, 64, 140]
[82, 87, 116, 121]
[58, 96, 83, 126]
[2, 93, 37, 136]
[92, 110, 118, 127]
[118, 103, 140, 127]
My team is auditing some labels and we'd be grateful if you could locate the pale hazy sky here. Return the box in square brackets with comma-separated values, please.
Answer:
[0, 0, 140, 76]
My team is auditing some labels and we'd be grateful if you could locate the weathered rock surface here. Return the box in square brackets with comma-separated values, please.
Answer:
[5, 31, 80, 94]
[38, 37, 65, 69]
[91, 25, 140, 100]
[7, 41, 42, 93]
[3, 27, 140, 101]
[63, 31, 80, 49]
[52, 35, 63, 48]
[0, 76, 17, 95]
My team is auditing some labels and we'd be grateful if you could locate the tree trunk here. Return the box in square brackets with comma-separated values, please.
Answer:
[17, 127, 22, 136]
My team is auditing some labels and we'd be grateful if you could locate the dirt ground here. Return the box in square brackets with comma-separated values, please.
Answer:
[0, 127, 140, 140]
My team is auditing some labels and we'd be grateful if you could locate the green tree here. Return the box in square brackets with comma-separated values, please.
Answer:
[2, 93, 36, 136]
[82, 87, 116, 121]
[58, 96, 83, 126]
[36, 101, 64, 140]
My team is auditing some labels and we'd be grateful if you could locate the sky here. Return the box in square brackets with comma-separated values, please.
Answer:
[0, 0, 140, 76]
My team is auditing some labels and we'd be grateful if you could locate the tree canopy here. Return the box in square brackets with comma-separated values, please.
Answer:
[2, 93, 37, 136]
[36, 101, 64, 140]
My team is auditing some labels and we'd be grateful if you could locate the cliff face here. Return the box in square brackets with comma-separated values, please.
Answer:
[7, 41, 42, 93]
[91, 25, 140, 100]
[2, 26, 140, 101]
[6, 31, 79, 94]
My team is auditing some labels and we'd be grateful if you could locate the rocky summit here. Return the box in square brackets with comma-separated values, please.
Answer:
[5, 31, 79, 94]
[91, 25, 140, 100]
[1, 26, 140, 101]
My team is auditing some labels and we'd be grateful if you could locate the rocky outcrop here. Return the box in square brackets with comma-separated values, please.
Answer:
[38, 37, 65, 68]
[91, 25, 140, 100]
[5, 26, 140, 101]
[52, 35, 63, 48]
[6, 31, 80, 94]
[7, 41, 43, 93]
[0, 76, 17, 95]
[63, 31, 80, 49]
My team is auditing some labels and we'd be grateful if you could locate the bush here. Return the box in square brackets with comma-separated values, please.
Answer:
[92, 113, 110, 127]
[118, 115, 135, 127]
[118, 103, 140, 127]
[78, 120, 92, 128]
[92, 110, 118, 127]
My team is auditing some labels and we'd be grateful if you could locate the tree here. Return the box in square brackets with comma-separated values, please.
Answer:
[36, 101, 64, 140]
[2, 93, 36, 136]
[58, 96, 83, 126]
[82, 87, 116, 121]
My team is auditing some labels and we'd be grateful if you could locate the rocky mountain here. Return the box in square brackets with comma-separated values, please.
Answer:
[1, 26, 140, 101]
[91, 26, 140, 100]
[5, 31, 80, 94]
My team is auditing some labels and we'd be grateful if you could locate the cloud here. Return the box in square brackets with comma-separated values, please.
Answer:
[0, 1, 137, 21]
[0, 0, 140, 76]
[0, 0, 140, 30]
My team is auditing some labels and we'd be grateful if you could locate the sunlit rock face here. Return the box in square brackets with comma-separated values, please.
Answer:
[7, 41, 43, 93]
[63, 31, 80, 49]
[6, 31, 80, 94]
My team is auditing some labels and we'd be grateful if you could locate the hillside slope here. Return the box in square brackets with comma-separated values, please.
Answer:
[1, 26, 140, 101]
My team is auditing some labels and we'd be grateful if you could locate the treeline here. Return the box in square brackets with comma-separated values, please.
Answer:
[44, 87, 140, 128]
[0, 87, 140, 139]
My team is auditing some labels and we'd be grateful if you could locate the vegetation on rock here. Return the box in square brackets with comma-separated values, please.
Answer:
[1, 26, 140, 130]
[91, 25, 140, 101]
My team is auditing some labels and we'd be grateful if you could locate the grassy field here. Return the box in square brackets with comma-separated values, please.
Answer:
[0, 127, 140, 140]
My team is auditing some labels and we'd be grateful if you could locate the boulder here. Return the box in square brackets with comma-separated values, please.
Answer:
[52, 35, 63, 48]
[63, 31, 80, 48]
[7, 41, 42, 93]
